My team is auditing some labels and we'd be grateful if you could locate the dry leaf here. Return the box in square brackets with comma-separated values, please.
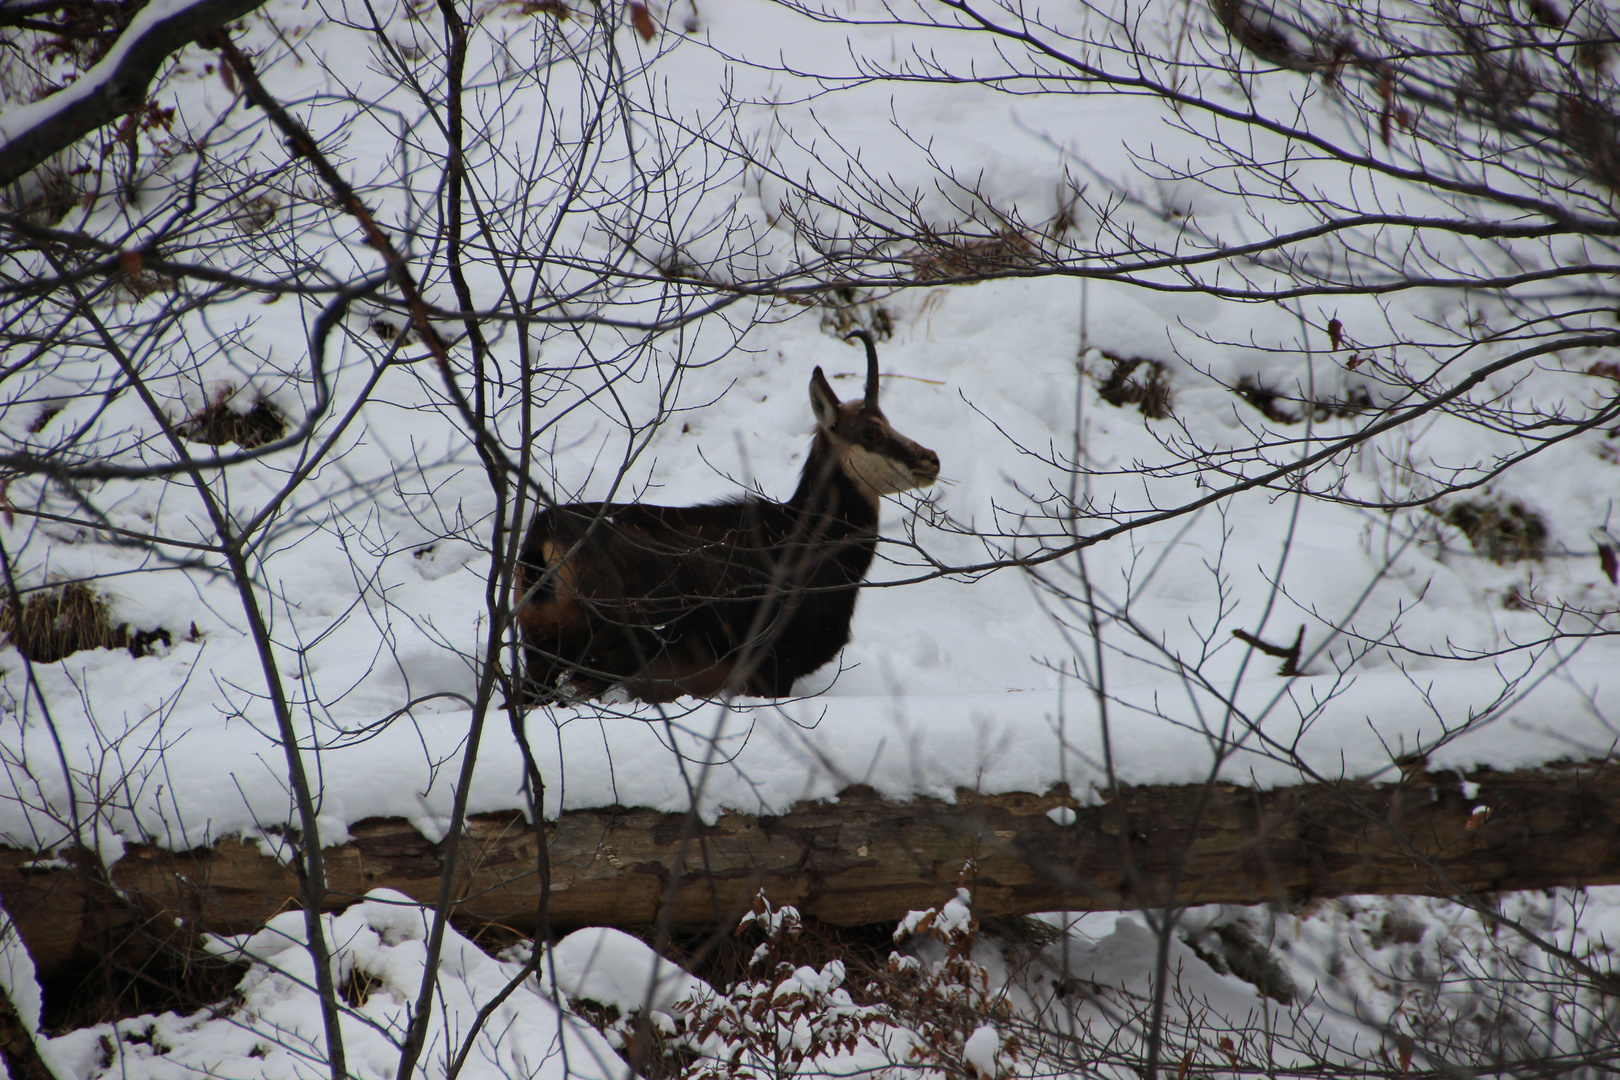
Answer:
[1377, 76, 1396, 145]
[120, 250, 144, 275]
[1600, 543, 1618, 584]
[628, 1, 656, 40]
[1327, 317, 1343, 349]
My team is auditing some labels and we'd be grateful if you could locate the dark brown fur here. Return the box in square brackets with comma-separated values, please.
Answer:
[515, 335, 939, 703]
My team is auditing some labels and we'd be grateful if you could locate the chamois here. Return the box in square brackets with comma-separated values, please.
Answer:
[514, 332, 940, 703]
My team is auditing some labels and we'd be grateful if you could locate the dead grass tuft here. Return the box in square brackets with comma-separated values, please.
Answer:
[1439, 498, 1548, 564]
[1094, 353, 1173, 419]
[177, 387, 287, 449]
[341, 966, 381, 1007]
[907, 228, 1037, 281]
[0, 581, 173, 662]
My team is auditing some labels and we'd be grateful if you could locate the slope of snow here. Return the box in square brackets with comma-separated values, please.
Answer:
[0, 0, 1616, 849]
[5, 0, 1618, 1074]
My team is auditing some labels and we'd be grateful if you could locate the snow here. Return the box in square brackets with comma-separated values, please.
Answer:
[0, 907, 42, 1035]
[961, 1025, 1001, 1078]
[15, 881, 1620, 1080]
[2, 0, 1620, 1069]
[39, 890, 627, 1080]
[897, 888, 976, 942]
[2, 653, 1613, 850]
[543, 927, 703, 1016]
[0, 0, 1613, 862]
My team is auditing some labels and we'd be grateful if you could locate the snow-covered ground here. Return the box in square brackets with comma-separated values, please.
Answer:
[2, 0, 1616, 845]
[3, 0, 1620, 1071]
[15, 884, 1620, 1080]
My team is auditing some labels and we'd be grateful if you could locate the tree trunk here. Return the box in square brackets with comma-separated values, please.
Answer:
[4, 758, 1618, 980]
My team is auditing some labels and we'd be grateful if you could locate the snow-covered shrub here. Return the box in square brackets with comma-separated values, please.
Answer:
[654, 888, 1020, 1080]
[671, 895, 888, 1080]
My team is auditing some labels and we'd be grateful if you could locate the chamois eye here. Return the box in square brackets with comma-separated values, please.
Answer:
[862, 425, 882, 447]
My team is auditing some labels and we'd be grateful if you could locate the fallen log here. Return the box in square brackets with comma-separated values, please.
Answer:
[3, 757, 1618, 982]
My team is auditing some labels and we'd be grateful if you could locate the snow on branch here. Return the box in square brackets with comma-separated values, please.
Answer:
[0, 0, 266, 187]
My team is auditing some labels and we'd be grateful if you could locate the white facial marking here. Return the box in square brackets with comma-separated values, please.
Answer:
[844, 443, 930, 497]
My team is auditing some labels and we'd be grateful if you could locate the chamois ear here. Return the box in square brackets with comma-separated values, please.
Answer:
[809, 366, 841, 431]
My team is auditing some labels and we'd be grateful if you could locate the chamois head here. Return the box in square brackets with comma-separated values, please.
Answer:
[808, 330, 940, 505]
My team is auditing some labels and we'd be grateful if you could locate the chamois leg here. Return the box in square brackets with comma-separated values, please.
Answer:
[516, 637, 617, 704]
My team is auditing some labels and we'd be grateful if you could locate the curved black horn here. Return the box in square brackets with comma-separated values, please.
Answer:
[846, 329, 881, 409]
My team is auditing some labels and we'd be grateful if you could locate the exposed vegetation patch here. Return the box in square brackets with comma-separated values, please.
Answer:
[115, 271, 174, 301]
[1094, 353, 1173, 418]
[677, 910, 897, 995]
[39, 914, 249, 1032]
[26, 402, 64, 433]
[906, 228, 1037, 280]
[1437, 498, 1547, 564]
[1235, 375, 1373, 424]
[1368, 907, 1428, 949]
[231, 194, 280, 234]
[1181, 917, 1299, 1005]
[341, 966, 381, 1007]
[177, 386, 287, 449]
[0, 581, 172, 662]
[815, 283, 894, 341]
